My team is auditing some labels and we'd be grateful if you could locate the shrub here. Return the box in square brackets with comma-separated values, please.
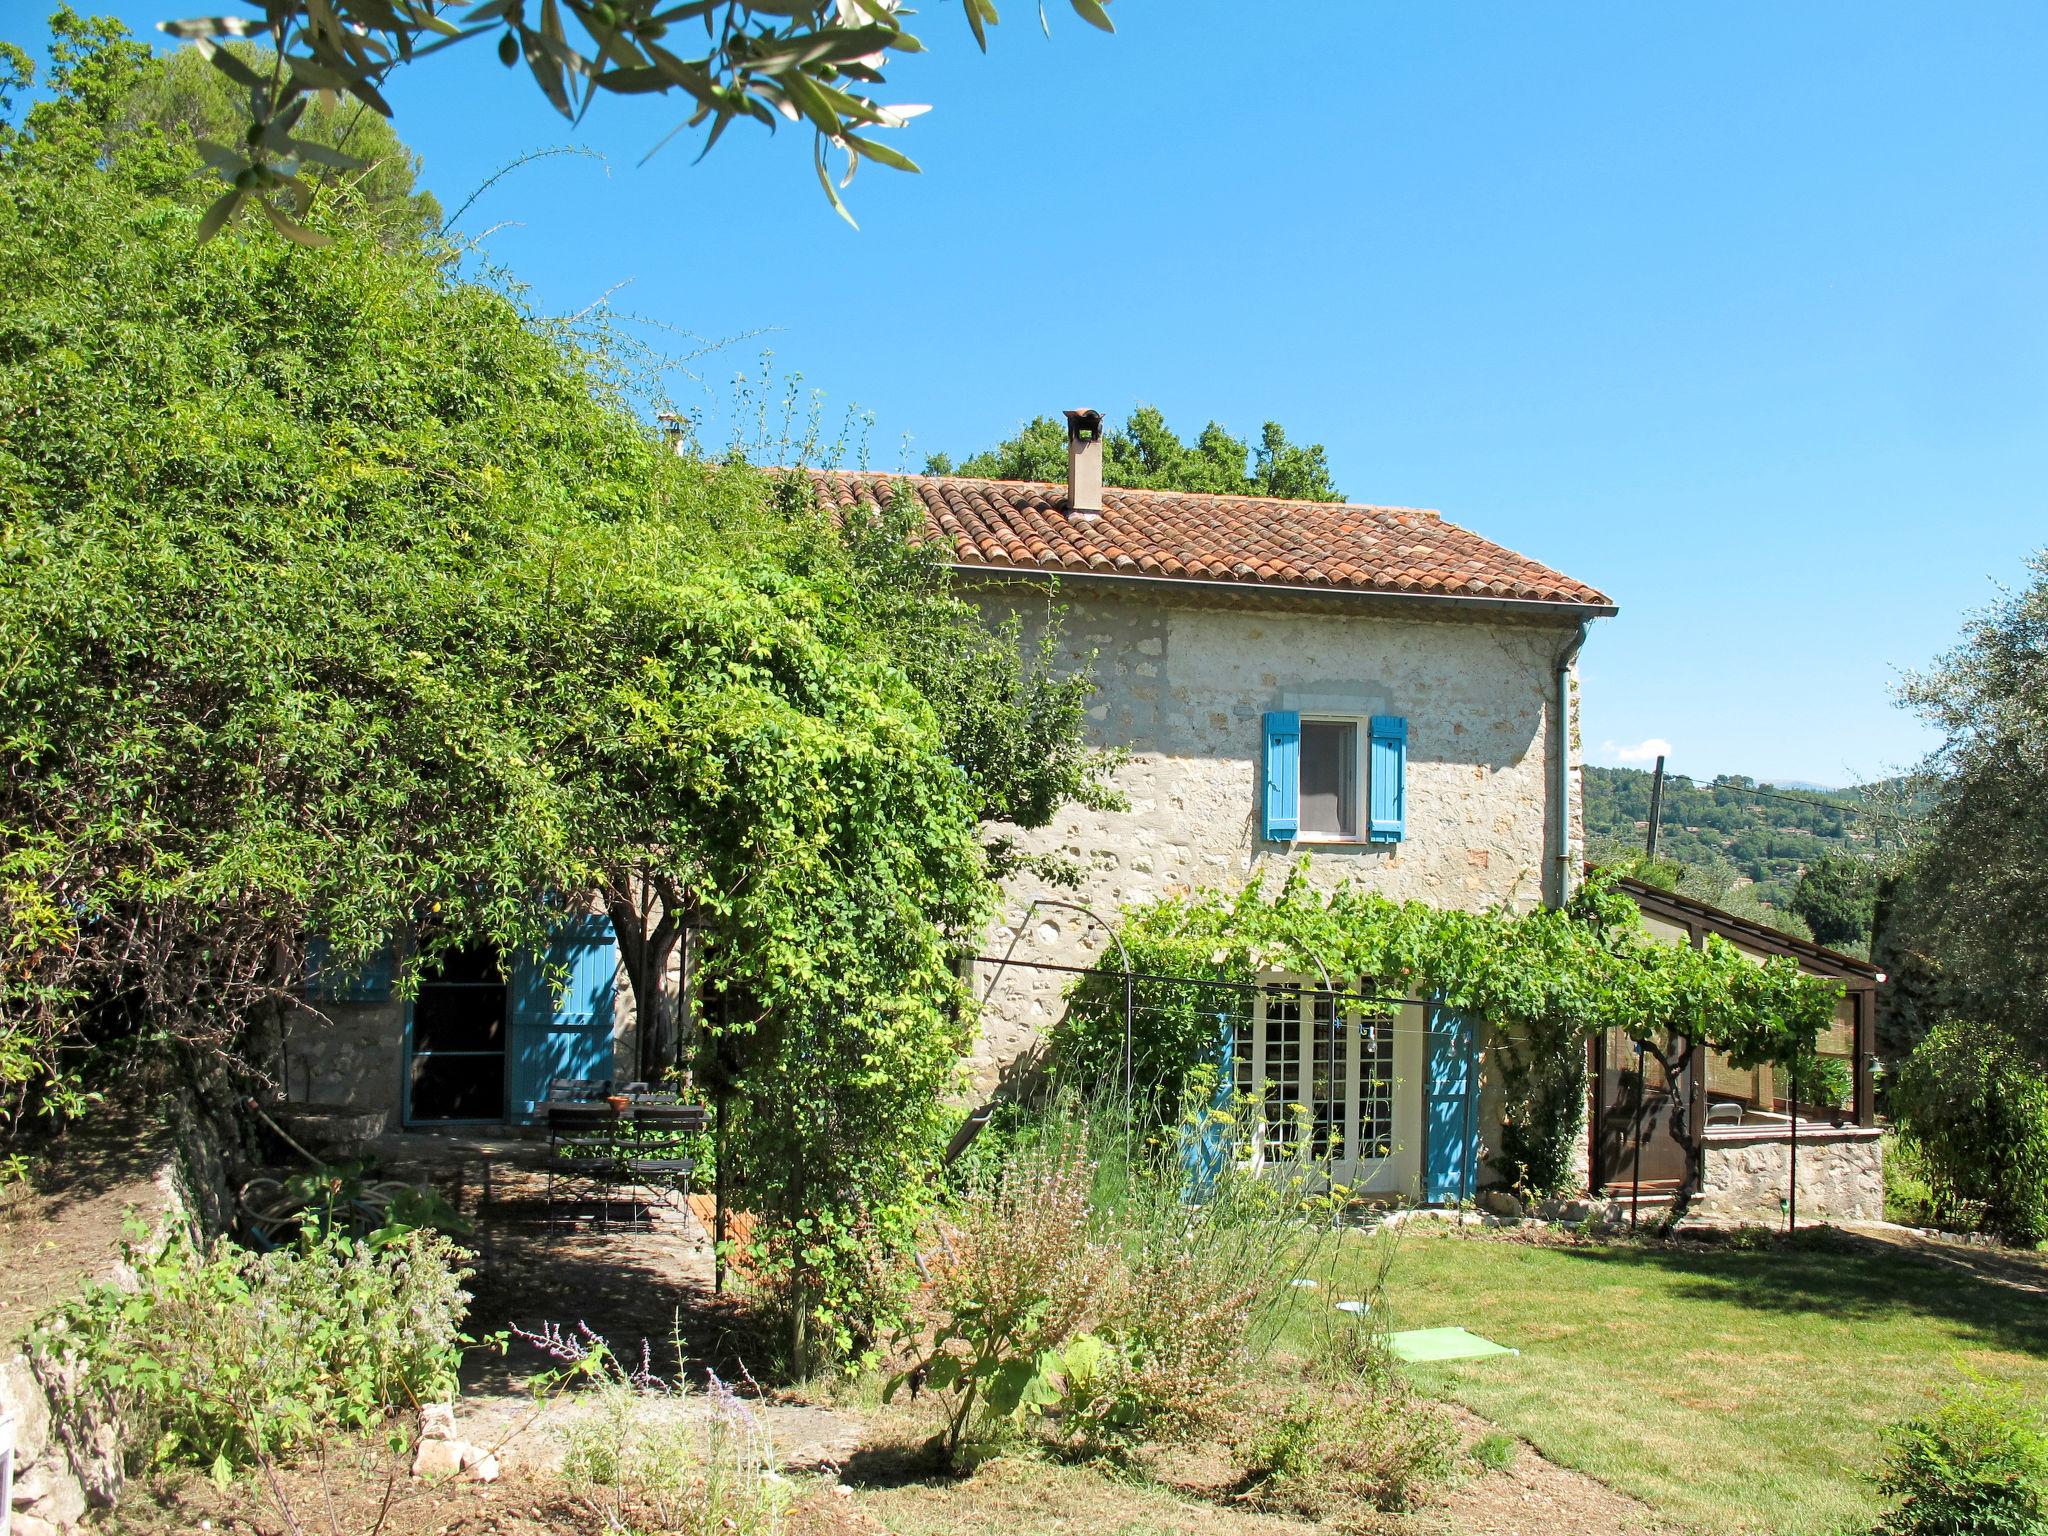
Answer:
[1890, 1020, 2048, 1245]
[1874, 1377, 2048, 1536]
[890, 1123, 1117, 1462]
[895, 1086, 1347, 1464]
[1884, 1130, 1939, 1229]
[39, 1228, 471, 1480]
[1788, 1053, 1854, 1114]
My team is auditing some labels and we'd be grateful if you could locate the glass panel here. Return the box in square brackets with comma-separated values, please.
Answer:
[1358, 1012, 1396, 1159]
[411, 984, 507, 1052]
[1299, 720, 1358, 837]
[1264, 989, 1303, 1147]
[409, 1053, 506, 1122]
[1309, 991, 1342, 1157]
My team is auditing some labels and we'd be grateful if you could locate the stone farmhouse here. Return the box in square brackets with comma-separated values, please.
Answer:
[288, 410, 1623, 1207]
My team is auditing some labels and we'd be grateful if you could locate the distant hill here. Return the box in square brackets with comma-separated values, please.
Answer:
[1583, 766, 1874, 918]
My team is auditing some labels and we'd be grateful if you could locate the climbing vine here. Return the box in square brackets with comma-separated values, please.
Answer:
[1058, 866, 1844, 1197]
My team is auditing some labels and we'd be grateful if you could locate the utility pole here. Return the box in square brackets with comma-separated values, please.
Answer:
[1645, 754, 1667, 859]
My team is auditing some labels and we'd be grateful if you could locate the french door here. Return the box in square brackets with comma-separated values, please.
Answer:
[1233, 981, 1399, 1188]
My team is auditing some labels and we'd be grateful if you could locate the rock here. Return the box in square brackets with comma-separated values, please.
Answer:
[1477, 1189, 1524, 1219]
[413, 1438, 469, 1480]
[418, 1402, 459, 1442]
[18, 1460, 86, 1528]
[10, 1510, 66, 1536]
[3, 1354, 52, 1464]
[413, 1436, 498, 1482]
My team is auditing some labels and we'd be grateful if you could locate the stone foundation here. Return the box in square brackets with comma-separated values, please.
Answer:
[1691, 1124, 1883, 1225]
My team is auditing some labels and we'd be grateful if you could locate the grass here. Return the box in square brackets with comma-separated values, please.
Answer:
[1324, 1224, 2048, 1535]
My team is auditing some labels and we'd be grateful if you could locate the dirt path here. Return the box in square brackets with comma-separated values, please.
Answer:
[0, 1121, 174, 1346]
[1415, 1407, 1670, 1535]
[1838, 1220, 2048, 1297]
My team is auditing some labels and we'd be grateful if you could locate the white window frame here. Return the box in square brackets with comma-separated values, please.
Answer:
[1293, 712, 1369, 844]
[1234, 976, 1400, 1176]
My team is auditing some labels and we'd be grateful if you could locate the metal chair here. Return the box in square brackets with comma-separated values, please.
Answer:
[546, 1077, 611, 1104]
[618, 1103, 706, 1219]
[545, 1102, 623, 1228]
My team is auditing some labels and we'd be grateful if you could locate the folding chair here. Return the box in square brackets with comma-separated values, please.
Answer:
[619, 1103, 707, 1220]
[546, 1103, 623, 1228]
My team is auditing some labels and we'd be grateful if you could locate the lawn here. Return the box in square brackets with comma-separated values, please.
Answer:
[1348, 1224, 2048, 1535]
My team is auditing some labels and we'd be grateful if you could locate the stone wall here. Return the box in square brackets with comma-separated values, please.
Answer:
[1693, 1125, 1884, 1225]
[967, 583, 1585, 1084]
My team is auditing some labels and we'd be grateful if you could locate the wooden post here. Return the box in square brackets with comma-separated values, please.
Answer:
[1852, 987, 1876, 1127]
[1645, 754, 1668, 858]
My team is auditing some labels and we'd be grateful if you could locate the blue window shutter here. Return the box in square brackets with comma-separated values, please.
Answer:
[1368, 715, 1407, 843]
[509, 914, 618, 1120]
[1262, 711, 1300, 841]
[305, 936, 394, 1004]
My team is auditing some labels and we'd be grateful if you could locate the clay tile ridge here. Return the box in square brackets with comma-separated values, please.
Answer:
[803, 469, 1614, 612]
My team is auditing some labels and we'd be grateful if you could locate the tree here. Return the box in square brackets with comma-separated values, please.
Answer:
[115, 37, 441, 243]
[1788, 853, 1877, 952]
[1890, 551, 2048, 1054]
[150, 0, 1115, 241]
[1, 20, 1109, 1364]
[928, 406, 1346, 502]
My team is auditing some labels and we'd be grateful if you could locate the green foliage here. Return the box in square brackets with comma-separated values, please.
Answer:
[1791, 853, 1881, 951]
[1, 25, 1104, 1368]
[149, 0, 1117, 238]
[1055, 866, 1845, 1198]
[1786, 1052, 1854, 1114]
[1892, 550, 2048, 1054]
[1889, 1020, 2048, 1246]
[1874, 1375, 2048, 1536]
[1585, 764, 1884, 929]
[929, 405, 1345, 502]
[113, 40, 441, 245]
[41, 1229, 472, 1480]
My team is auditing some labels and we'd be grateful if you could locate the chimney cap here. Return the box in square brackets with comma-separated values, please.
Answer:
[1063, 408, 1105, 441]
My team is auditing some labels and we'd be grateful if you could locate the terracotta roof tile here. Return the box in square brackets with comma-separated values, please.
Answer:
[807, 472, 1613, 610]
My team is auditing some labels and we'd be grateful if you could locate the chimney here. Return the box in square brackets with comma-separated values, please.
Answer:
[1064, 408, 1104, 519]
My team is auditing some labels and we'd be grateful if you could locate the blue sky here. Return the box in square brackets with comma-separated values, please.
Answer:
[61, 1, 2048, 786]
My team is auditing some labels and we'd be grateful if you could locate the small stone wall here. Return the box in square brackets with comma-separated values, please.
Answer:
[1692, 1124, 1883, 1225]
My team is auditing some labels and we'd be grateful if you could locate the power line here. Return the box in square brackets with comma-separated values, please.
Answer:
[1640, 772, 1868, 820]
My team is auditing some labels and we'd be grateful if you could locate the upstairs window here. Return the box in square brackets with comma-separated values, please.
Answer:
[1262, 712, 1406, 843]
[1299, 718, 1359, 838]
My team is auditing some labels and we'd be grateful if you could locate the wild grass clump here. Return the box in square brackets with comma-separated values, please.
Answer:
[1236, 1388, 1460, 1519]
[527, 1322, 792, 1536]
[896, 1082, 1353, 1466]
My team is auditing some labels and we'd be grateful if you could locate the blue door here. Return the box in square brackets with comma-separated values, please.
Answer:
[1178, 1014, 1237, 1203]
[509, 914, 620, 1121]
[1424, 1003, 1479, 1204]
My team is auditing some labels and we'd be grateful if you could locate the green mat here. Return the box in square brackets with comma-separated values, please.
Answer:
[1386, 1326, 1518, 1363]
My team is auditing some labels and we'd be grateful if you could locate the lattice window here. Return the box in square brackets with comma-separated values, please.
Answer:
[1358, 1012, 1397, 1159]
[1263, 987, 1303, 1147]
[1309, 991, 1344, 1157]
